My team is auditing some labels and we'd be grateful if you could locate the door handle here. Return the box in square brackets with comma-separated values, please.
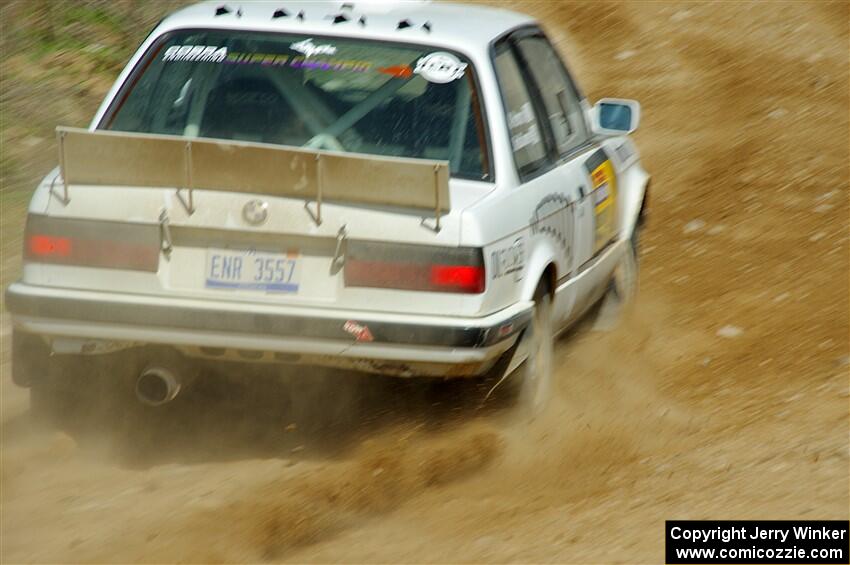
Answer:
[576, 186, 586, 217]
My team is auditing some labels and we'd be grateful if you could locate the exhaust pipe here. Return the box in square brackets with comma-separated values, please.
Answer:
[135, 366, 181, 407]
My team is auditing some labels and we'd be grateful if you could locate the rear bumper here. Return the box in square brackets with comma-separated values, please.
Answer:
[6, 282, 532, 372]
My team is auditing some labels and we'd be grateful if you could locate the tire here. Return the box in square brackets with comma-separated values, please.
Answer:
[517, 285, 555, 417]
[612, 233, 639, 304]
[592, 233, 640, 331]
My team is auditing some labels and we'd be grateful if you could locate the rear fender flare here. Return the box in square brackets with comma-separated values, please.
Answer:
[519, 238, 559, 302]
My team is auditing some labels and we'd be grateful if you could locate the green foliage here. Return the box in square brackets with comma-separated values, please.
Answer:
[0, 0, 191, 197]
[6, 1, 189, 69]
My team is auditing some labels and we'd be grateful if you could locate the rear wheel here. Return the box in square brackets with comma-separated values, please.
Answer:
[517, 284, 555, 417]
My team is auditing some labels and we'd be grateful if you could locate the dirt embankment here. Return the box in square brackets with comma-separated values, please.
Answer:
[1, 1, 848, 563]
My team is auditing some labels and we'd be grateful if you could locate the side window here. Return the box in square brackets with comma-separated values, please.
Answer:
[515, 35, 589, 157]
[493, 43, 549, 180]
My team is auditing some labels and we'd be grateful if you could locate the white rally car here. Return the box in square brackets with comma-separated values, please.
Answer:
[6, 0, 649, 414]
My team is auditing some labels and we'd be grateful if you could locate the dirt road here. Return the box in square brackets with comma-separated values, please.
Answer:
[1, 1, 848, 562]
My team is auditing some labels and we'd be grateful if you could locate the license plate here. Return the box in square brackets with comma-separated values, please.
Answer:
[205, 248, 300, 293]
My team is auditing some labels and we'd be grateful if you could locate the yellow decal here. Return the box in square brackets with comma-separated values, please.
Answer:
[590, 159, 618, 251]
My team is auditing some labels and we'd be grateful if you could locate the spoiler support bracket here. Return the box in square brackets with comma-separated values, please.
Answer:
[330, 223, 347, 274]
[304, 153, 323, 226]
[176, 141, 195, 215]
[51, 131, 71, 206]
[159, 208, 173, 259]
[420, 164, 444, 233]
[434, 164, 441, 232]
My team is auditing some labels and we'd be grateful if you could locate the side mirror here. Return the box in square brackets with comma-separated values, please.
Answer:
[591, 98, 640, 135]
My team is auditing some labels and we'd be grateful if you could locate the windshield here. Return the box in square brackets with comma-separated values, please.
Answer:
[102, 29, 491, 180]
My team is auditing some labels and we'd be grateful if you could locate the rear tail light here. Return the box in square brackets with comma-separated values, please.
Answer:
[28, 235, 71, 257]
[344, 241, 485, 294]
[24, 215, 160, 272]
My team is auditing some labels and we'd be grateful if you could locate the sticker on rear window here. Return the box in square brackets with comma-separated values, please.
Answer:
[378, 65, 413, 78]
[291, 38, 337, 58]
[508, 102, 542, 150]
[414, 52, 467, 83]
[162, 45, 227, 62]
[222, 51, 372, 73]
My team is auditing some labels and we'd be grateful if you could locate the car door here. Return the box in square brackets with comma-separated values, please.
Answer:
[508, 30, 600, 324]
[491, 39, 575, 327]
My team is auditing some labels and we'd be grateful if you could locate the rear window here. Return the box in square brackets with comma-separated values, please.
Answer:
[102, 29, 492, 181]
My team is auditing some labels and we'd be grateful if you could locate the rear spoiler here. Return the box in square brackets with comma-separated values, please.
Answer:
[54, 127, 451, 228]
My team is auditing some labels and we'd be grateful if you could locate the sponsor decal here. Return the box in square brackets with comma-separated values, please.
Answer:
[343, 320, 374, 342]
[289, 56, 371, 72]
[508, 102, 542, 150]
[584, 149, 618, 251]
[290, 38, 337, 58]
[414, 51, 467, 83]
[378, 65, 413, 79]
[163, 45, 227, 63]
[615, 140, 636, 165]
[593, 182, 610, 206]
[508, 102, 536, 129]
[511, 127, 542, 151]
[497, 323, 514, 338]
[225, 52, 291, 67]
[491, 237, 525, 281]
[591, 168, 611, 209]
[223, 51, 372, 73]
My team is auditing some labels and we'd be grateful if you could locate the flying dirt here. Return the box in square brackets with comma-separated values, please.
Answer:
[1, 1, 848, 562]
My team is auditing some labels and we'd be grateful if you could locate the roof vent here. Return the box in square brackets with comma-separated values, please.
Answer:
[421, 21, 432, 32]
[340, 2, 354, 9]
[328, 13, 349, 24]
[215, 5, 231, 16]
[272, 8, 289, 19]
[396, 19, 413, 30]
